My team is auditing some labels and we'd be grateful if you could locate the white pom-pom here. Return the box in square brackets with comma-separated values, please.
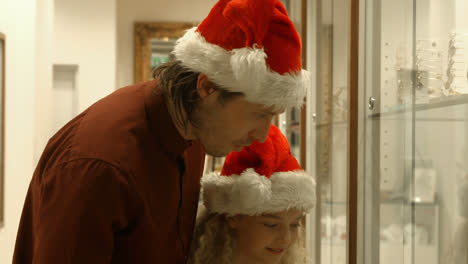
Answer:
[232, 169, 272, 212]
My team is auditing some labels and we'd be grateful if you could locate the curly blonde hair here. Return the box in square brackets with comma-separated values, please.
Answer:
[187, 205, 311, 264]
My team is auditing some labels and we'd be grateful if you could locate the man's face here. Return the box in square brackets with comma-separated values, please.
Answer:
[192, 93, 281, 157]
[227, 209, 303, 264]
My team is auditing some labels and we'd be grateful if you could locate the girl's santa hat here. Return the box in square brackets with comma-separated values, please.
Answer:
[202, 125, 316, 215]
[173, 0, 310, 109]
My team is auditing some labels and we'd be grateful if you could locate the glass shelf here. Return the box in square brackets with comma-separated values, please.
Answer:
[369, 93, 468, 118]
[321, 200, 439, 207]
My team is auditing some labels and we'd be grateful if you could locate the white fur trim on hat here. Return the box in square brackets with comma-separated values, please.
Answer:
[173, 28, 310, 109]
[201, 168, 316, 215]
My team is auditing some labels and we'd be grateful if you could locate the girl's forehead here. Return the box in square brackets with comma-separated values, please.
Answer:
[259, 209, 305, 219]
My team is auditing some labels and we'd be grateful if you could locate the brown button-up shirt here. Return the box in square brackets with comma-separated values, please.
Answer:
[13, 80, 205, 263]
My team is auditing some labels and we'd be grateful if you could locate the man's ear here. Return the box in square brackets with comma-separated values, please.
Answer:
[197, 73, 216, 99]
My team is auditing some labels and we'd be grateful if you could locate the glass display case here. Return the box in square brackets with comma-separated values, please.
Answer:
[305, 0, 351, 263]
[306, 0, 468, 264]
[361, 0, 468, 263]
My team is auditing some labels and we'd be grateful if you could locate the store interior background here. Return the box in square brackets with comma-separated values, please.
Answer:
[1, 0, 468, 263]
[0, 0, 221, 261]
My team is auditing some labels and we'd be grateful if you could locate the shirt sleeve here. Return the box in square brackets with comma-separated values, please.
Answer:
[25, 159, 139, 264]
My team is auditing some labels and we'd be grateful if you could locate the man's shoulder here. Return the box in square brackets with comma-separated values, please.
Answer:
[78, 82, 159, 159]
[44, 80, 162, 171]
[91, 80, 157, 116]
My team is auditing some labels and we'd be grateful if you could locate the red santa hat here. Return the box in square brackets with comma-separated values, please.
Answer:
[201, 125, 316, 215]
[173, 0, 310, 109]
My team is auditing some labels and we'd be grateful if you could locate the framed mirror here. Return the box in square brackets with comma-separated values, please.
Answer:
[0, 32, 5, 226]
[133, 22, 196, 83]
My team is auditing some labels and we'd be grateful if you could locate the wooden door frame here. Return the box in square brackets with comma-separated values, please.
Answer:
[300, 0, 308, 169]
[347, 0, 360, 263]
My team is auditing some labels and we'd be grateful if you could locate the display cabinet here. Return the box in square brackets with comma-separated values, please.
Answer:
[361, 0, 468, 263]
[306, 0, 468, 264]
[304, 0, 352, 262]
[361, 0, 468, 264]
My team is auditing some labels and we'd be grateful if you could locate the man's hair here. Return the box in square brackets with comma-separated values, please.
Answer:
[153, 61, 243, 129]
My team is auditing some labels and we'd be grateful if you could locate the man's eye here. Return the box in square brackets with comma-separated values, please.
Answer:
[264, 223, 278, 228]
[291, 223, 300, 229]
[256, 113, 270, 119]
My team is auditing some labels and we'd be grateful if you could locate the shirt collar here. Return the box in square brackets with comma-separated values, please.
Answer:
[144, 80, 193, 157]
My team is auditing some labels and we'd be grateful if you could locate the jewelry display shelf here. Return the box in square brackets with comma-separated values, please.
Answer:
[369, 93, 468, 119]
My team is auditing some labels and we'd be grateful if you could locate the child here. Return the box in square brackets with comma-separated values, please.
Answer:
[188, 125, 316, 264]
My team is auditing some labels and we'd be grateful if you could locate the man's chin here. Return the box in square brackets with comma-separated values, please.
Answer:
[232, 145, 245, 152]
[207, 153, 227, 158]
[203, 143, 245, 157]
[203, 147, 229, 158]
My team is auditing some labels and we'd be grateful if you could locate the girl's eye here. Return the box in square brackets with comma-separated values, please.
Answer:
[264, 223, 278, 228]
[256, 112, 269, 119]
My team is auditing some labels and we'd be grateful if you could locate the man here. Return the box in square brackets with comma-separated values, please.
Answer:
[13, 0, 310, 263]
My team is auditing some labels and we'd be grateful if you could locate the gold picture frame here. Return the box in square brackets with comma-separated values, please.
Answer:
[133, 22, 196, 83]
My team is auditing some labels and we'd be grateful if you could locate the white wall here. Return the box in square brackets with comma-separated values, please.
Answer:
[0, 0, 47, 261]
[116, 0, 217, 89]
[54, 0, 117, 113]
[0, 0, 117, 261]
[34, 0, 55, 167]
